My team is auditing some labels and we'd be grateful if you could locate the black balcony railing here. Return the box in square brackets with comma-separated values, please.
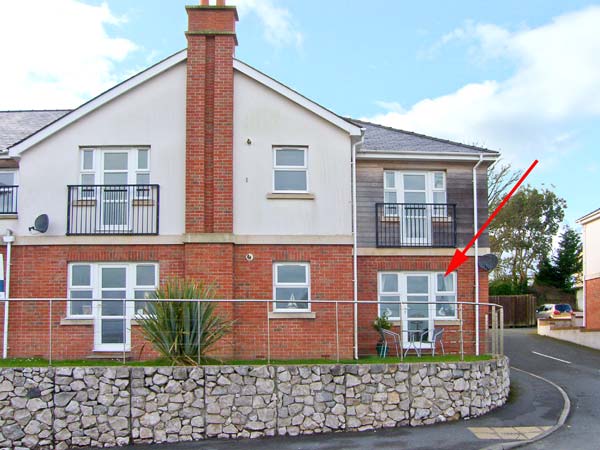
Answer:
[376, 203, 456, 248]
[67, 185, 159, 235]
[0, 186, 18, 215]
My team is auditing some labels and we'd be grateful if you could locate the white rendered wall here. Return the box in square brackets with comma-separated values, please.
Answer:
[584, 218, 600, 279]
[5, 62, 186, 239]
[233, 71, 352, 237]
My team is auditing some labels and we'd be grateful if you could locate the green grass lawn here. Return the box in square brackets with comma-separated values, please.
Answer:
[0, 354, 492, 368]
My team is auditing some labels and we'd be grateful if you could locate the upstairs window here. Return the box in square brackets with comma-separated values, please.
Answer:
[273, 147, 308, 192]
[0, 170, 18, 214]
[80, 147, 150, 190]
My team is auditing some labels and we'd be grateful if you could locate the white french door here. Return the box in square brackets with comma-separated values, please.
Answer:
[100, 151, 132, 232]
[93, 265, 132, 352]
[400, 173, 430, 245]
[401, 274, 434, 347]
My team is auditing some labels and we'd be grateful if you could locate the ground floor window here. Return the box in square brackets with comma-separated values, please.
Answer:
[67, 262, 158, 318]
[273, 262, 310, 311]
[377, 271, 457, 320]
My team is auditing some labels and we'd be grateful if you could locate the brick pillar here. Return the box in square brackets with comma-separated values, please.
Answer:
[185, 1, 237, 233]
[184, 2, 238, 358]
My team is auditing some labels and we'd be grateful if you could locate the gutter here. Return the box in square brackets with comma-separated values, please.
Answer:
[473, 154, 484, 356]
[2, 230, 14, 359]
[352, 130, 365, 360]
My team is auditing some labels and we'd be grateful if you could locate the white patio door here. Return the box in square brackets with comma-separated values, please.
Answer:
[400, 173, 431, 245]
[94, 265, 131, 351]
[401, 274, 434, 348]
[100, 151, 131, 232]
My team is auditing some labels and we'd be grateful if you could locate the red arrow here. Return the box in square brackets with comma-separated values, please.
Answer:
[445, 159, 539, 276]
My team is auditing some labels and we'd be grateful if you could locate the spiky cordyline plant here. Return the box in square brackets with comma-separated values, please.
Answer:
[137, 278, 234, 365]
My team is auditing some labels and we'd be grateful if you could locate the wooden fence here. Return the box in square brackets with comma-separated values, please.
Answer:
[489, 295, 537, 327]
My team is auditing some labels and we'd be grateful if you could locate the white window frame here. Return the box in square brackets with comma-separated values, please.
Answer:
[67, 262, 159, 318]
[0, 170, 19, 214]
[273, 262, 311, 312]
[272, 146, 308, 193]
[377, 272, 457, 320]
[67, 263, 95, 318]
[80, 147, 151, 187]
[383, 171, 446, 204]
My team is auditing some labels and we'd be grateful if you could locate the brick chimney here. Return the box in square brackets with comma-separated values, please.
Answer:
[185, 0, 238, 234]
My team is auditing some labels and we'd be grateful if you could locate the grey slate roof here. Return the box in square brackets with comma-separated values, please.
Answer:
[0, 110, 71, 152]
[349, 118, 499, 155]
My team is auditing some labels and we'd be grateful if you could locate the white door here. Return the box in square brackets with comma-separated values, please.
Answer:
[401, 274, 434, 348]
[400, 173, 431, 245]
[94, 265, 131, 351]
[100, 151, 131, 232]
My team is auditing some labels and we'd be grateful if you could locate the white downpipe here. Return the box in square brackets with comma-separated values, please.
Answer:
[352, 131, 364, 360]
[2, 231, 14, 359]
[473, 154, 484, 356]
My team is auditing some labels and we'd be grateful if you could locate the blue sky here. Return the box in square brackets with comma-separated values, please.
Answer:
[1, 0, 598, 227]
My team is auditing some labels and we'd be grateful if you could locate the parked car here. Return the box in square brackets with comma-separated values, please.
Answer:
[536, 304, 574, 319]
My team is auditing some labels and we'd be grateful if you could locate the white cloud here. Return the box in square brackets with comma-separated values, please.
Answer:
[0, 0, 137, 109]
[365, 6, 600, 166]
[232, 0, 303, 48]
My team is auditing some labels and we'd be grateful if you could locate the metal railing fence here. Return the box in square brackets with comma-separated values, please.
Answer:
[0, 298, 503, 366]
[375, 203, 457, 248]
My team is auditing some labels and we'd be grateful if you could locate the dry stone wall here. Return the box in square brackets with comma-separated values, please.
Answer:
[0, 357, 509, 449]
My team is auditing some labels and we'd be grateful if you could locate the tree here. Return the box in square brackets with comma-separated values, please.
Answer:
[488, 161, 522, 211]
[535, 256, 561, 288]
[489, 186, 566, 289]
[553, 226, 583, 291]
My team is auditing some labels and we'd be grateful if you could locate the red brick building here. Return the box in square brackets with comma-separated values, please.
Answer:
[577, 208, 600, 330]
[0, 1, 498, 360]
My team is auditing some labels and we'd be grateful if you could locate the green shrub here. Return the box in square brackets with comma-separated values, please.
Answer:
[137, 278, 234, 365]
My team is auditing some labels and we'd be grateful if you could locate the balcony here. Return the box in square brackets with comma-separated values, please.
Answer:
[67, 185, 159, 235]
[375, 203, 456, 248]
[0, 186, 18, 215]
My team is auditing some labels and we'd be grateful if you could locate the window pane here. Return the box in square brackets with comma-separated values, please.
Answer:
[72, 265, 91, 286]
[134, 290, 156, 315]
[70, 290, 92, 316]
[104, 173, 128, 185]
[136, 173, 150, 185]
[275, 149, 304, 167]
[407, 276, 429, 294]
[0, 173, 15, 186]
[407, 303, 428, 318]
[379, 296, 400, 318]
[384, 191, 397, 203]
[384, 172, 395, 189]
[403, 174, 425, 190]
[380, 274, 398, 292]
[437, 273, 454, 292]
[101, 268, 126, 288]
[101, 319, 124, 344]
[277, 265, 306, 284]
[433, 191, 446, 204]
[104, 153, 128, 170]
[101, 291, 126, 315]
[81, 174, 95, 185]
[274, 170, 307, 191]
[83, 150, 94, 170]
[434, 172, 445, 189]
[436, 295, 456, 317]
[138, 149, 149, 170]
[405, 192, 426, 203]
[136, 265, 155, 286]
[275, 287, 309, 310]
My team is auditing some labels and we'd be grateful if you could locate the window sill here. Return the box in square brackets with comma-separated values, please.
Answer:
[268, 311, 316, 319]
[0, 214, 17, 220]
[60, 318, 93, 326]
[434, 318, 461, 325]
[266, 192, 315, 200]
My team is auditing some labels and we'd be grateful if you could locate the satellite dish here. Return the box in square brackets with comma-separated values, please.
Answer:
[29, 214, 49, 233]
[478, 253, 498, 271]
